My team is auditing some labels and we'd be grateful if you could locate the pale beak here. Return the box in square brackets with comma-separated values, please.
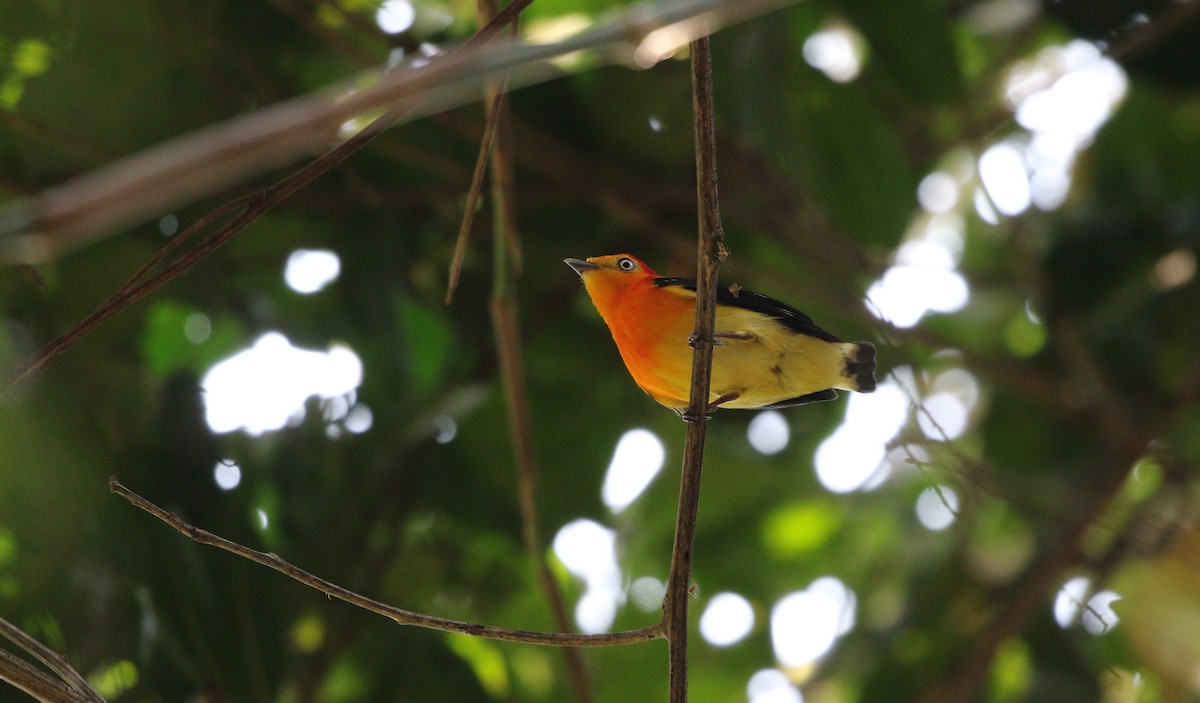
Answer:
[564, 258, 598, 277]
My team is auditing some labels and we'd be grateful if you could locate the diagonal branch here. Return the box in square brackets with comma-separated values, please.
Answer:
[109, 478, 664, 648]
[0, 0, 536, 402]
[0, 648, 91, 703]
[0, 618, 104, 703]
[664, 35, 725, 703]
[0, 0, 795, 264]
[444, 87, 506, 305]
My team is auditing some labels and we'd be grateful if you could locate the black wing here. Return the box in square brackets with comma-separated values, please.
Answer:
[763, 389, 839, 408]
[653, 277, 843, 343]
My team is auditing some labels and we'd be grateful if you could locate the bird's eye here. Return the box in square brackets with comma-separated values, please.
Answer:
[617, 257, 636, 272]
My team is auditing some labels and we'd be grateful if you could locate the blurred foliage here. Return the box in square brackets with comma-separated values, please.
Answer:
[1, 0, 1200, 702]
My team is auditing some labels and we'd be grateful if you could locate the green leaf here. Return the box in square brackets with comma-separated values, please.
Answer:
[139, 300, 243, 377]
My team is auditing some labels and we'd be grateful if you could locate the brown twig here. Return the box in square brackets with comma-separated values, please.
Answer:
[478, 4, 593, 696]
[109, 477, 664, 648]
[0, 618, 104, 703]
[445, 88, 506, 305]
[0, 648, 89, 703]
[664, 35, 724, 703]
[0, 0, 538, 402]
[0, 0, 795, 264]
[0, 0, 801, 402]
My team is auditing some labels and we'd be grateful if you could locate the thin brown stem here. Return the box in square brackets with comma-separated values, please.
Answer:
[0, 1, 537, 401]
[109, 478, 663, 648]
[665, 36, 724, 703]
[0, 618, 104, 703]
[0, 648, 89, 703]
[0, 0, 794, 264]
[479, 3, 592, 696]
[445, 88, 506, 305]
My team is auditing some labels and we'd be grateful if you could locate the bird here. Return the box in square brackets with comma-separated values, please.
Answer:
[565, 254, 876, 412]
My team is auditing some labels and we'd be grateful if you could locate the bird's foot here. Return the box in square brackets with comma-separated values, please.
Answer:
[687, 331, 752, 349]
[679, 392, 740, 422]
[715, 331, 753, 341]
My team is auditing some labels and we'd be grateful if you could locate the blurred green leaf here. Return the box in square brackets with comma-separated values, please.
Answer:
[760, 499, 843, 559]
[396, 295, 457, 397]
[139, 299, 242, 377]
[446, 633, 510, 698]
[88, 660, 139, 700]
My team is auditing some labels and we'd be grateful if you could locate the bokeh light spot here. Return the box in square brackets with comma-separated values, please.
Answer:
[747, 410, 790, 455]
[184, 312, 212, 344]
[917, 392, 969, 440]
[699, 592, 755, 647]
[552, 519, 621, 634]
[748, 669, 804, 703]
[1055, 576, 1090, 627]
[213, 460, 241, 491]
[1152, 249, 1196, 290]
[771, 590, 841, 667]
[803, 24, 863, 83]
[815, 381, 909, 493]
[344, 404, 374, 434]
[979, 142, 1031, 216]
[918, 171, 960, 214]
[915, 486, 959, 531]
[601, 428, 665, 513]
[202, 332, 363, 435]
[1082, 590, 1122, 635]
[630, 576, 666, 612]
[285, 249, 341, 294]
[375, 0, 415, 34]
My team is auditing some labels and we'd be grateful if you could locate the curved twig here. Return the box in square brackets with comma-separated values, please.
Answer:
[109, 478, 664, 648]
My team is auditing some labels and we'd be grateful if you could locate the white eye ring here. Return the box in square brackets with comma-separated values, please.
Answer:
[617, 257, 636, 271]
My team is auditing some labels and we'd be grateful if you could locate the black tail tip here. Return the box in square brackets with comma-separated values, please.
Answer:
[847, 342, 877, 393]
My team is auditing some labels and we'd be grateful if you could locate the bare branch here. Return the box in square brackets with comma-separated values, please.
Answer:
[0, 2, 536, 401]
[0, 0, 795, 265]
[109, 478, 664, 648]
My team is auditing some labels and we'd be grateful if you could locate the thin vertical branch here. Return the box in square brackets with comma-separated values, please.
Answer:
[478, 2, 592, 700]
[665, 36, 724, 703]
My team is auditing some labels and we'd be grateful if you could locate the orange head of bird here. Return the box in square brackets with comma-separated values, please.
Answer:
[564, 254, 659, 310]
